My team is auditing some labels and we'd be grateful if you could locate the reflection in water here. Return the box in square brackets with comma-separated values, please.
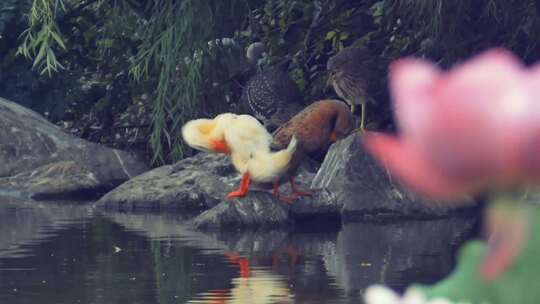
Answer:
[189, 268, 293, 304]
[324, 218, 477, 296]
[187, 252, 298, 304]
[0, 199, 93, 258]
[0, 200, 479, 304]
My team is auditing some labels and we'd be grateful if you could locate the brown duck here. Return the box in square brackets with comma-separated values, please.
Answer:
[270, 99, 354, 203]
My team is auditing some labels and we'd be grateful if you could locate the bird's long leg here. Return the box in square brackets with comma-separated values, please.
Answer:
[272, 181, 281, 198]
[271, 180, 296, 204]
[277, 195, 297, 204]
[290, 179, 315, 197]
[351, 101, 366, 134]
[272, 180, 295, 204]
[360, 102, 366, 132]
[274, 179, 314, 204]
[225, 172, 251, 200]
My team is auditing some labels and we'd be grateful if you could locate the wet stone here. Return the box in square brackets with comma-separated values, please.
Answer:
[97, 132, 479, 228]
[0, 98, 148, 200]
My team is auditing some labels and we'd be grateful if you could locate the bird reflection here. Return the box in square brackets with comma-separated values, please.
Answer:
[188, 248, 301, 304]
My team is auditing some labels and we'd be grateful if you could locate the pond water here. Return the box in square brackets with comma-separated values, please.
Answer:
[0, 198, 479, 304]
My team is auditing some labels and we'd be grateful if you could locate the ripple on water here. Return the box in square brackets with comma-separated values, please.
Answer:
[0, 202, 479, 304]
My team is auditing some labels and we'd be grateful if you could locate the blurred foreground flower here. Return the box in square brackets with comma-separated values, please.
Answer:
[364, 49, 540, 201]
[362, 49, 540, 304]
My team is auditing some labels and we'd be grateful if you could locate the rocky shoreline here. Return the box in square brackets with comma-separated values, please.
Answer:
[0, 98, 479, 229]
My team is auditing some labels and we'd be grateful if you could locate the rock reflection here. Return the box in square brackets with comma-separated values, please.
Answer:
[0, 198, 93, 258]
[104, 212, 342, 303]
[104, 211, 478, 304]
[324, 217, 478, 296]
[0, 202, 478, 304]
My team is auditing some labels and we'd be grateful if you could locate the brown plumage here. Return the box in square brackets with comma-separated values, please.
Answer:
[327, 46, 373, 131]
[269, 99, 354, 202]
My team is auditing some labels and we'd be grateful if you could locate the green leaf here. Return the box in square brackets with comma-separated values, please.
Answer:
[50, 30, 66, 50]
[325, 30, 336, 40]
[33, 42, 47, 68]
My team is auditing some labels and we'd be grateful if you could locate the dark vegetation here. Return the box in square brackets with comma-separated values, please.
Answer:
[1, 0, 539, 165]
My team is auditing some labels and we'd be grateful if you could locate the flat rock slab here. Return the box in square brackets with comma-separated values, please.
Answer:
[0, 98, 148, 200]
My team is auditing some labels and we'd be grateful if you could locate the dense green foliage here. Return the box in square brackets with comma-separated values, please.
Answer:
[127, 1, 252, 162]
[7, 0, 540, 164]
[17, 0, 67, 76]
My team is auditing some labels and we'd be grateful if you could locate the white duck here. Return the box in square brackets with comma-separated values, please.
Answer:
[182, 113, 297, 199]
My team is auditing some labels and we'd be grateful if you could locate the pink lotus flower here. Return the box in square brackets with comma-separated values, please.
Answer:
[363, 48, 540, 201]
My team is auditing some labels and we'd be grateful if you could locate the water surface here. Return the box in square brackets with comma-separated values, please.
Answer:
[0, 198, 479, 304]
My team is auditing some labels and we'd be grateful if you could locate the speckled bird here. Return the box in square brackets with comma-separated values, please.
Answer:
[240, 42, 304, 132]
[327, 46, 373, 131]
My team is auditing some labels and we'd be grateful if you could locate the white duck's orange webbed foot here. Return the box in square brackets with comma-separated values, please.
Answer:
[225, 190, 248, 200]
[225, 172, 251, 200]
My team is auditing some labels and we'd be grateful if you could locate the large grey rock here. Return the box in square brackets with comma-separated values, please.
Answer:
[0, 98, 148, 200]
[309, 133, 477, 220]
[97, 131, 477, 228]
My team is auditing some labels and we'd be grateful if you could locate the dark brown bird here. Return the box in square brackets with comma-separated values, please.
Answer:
[327, 46, 373, 131]
[240, 42, 304, 131]
[270, 99, 354, 203]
